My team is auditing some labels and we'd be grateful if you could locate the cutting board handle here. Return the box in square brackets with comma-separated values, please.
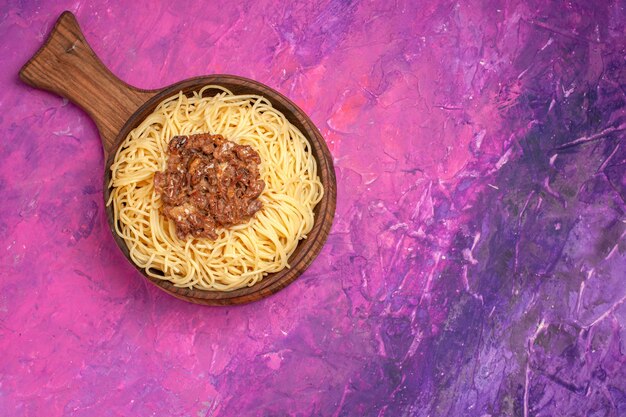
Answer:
[19, 11, 157, 158]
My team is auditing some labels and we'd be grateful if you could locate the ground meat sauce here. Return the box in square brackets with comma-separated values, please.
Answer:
[154, 133, 265, 239]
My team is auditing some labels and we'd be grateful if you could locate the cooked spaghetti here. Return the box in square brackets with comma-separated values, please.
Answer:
[107, 85, 323, 291]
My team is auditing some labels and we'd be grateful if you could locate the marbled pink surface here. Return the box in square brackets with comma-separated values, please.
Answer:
[1, 1, 625, 416]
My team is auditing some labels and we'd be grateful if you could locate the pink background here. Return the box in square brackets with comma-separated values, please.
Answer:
[1, 1, 625, 416]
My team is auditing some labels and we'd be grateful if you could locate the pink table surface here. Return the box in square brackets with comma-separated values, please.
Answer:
[1, 1, 625, 416]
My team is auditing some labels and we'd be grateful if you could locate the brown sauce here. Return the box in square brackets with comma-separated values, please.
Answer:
[154, 133, 265, 239]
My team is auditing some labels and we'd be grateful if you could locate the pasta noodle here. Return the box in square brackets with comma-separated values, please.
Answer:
[107, 85, 323, 291]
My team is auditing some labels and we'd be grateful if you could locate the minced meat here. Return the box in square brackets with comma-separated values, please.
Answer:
[154, 133, 265, 239]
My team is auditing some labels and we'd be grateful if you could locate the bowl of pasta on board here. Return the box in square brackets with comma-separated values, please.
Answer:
[20, 12, 336, 305]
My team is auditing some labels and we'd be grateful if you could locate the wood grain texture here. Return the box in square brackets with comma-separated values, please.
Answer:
[20, 12, 336, 305]
[19, 11, 157, 159]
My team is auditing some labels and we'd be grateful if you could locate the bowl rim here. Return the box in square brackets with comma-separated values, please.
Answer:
[103, 74, 336, 305]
